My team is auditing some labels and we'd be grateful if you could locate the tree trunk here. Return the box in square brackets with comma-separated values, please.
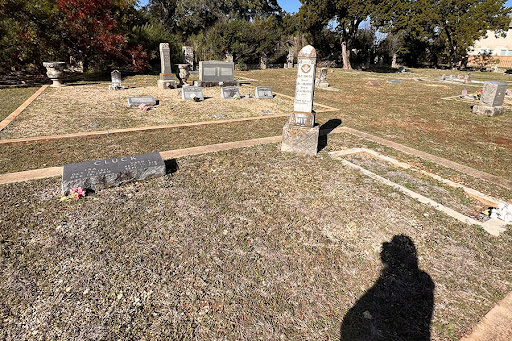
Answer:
[341, 41, 352, 70]
[391, 53, 398, 68]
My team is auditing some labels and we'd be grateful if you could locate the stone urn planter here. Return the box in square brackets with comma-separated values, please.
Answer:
[177, 64, 190, 86]
[43, 62, 66, 87]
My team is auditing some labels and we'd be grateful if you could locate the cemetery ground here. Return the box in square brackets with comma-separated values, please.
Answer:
[0, 67, 511, 340]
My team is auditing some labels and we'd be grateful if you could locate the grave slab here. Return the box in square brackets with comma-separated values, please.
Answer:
[221, 86, 241, 99]
[255, 86, 273, 99]
[62, 152, 166, 195]
[127, 97, 156, 107]
[182, 86, 204, 101]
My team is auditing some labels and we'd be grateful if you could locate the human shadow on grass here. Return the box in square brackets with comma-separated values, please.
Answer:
[339, 235, 435, 341]
[318, 118, 342, 152]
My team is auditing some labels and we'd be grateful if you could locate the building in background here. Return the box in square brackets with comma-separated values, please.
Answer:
[468, 20, 512, 70]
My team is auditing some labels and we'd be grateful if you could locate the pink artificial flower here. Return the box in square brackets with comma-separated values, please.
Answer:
[70, 187, 86, 198]
[138, 103, 150, 112]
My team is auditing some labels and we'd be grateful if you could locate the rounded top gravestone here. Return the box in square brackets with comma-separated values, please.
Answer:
[298, 45, 317, 59]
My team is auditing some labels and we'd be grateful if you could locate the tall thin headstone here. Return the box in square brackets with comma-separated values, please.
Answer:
[281, 45, 319, 156]
[182, 46, 194, 69]
[157, 43, 177, 89]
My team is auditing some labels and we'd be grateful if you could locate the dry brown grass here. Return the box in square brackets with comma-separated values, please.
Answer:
[244, 68, 512, 180]
[0, 77, 292, 139]
[0, 87, 39, 122]
[0, 143, 510, 340]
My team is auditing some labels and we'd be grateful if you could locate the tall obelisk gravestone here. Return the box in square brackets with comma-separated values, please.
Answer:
[157, 43, 177, 89]
[281, 45, 319, 156]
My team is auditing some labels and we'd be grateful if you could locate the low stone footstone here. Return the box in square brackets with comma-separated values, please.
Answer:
[62, 152, 166, 195]
[281, 45, 319, 156]
[221, 86, 240, 99]
[473, 81, 507, 116]
[157, 43, 177, 89]
[128, 97, 156, 107]
[182, 86, 204, 101]
[367, 80, 380, 86]
[387, 79, 402, 84]
[255, 86, 273, 99]
[109, 70, 124, 90]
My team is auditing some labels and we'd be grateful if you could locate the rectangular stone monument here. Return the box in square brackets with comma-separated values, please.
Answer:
[157, 43, 177, 89]
[109, 70, 124, 90]
[473, 81, 507, 116]
[182, 46, 194, 69]
[182, 86, 204, 101]
[195, 61, 239, 87]
[221, 86, 240, 99]
[281, 45, 320, 156]
[62, 152, 166, 195]
[255, 86, 273, 99]
[127, 97, 156, 107]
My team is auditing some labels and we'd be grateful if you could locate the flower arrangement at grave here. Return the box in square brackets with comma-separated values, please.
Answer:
[475, 89, 483, 100]
[60, 187, 86, 201]
[138, 103, 151, 111]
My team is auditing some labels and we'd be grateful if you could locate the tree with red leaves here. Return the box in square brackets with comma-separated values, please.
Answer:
[57, 0, 147, 71]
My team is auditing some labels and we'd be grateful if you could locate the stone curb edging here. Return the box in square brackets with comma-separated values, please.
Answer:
[0, 91, 337, 146]
[0, 113, 288, 146]
[460, 291, 512, 341]
[337, 127, 512, 190]
[0, 85, 48, 131]
[0, 135, 283, 186]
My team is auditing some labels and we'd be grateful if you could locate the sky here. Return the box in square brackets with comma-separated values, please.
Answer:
[138, 0, 512, 15]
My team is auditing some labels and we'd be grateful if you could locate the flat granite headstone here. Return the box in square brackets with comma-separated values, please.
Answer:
[281, 45, 319, 156]
[472, 81, 508, 116]
[199, 61, 234, 82]
[255, 86, 273, 99]
[128, 97, 156, 107]
[182, 86, 204, 100]
[480, 81, 507, 107]
[62, 152, 166, 195]
[221, 86, 240, 99]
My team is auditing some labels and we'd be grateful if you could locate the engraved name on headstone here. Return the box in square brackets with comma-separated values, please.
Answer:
[255, 86, 273, 99]
[221, 86, 240, 99]
[62, 152, 166, 195]
[182, 86, 204, 101]
[127, 97, 156, 107]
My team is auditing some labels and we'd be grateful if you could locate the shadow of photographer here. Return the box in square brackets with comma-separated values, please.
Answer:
[340, 235, 435, 341]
